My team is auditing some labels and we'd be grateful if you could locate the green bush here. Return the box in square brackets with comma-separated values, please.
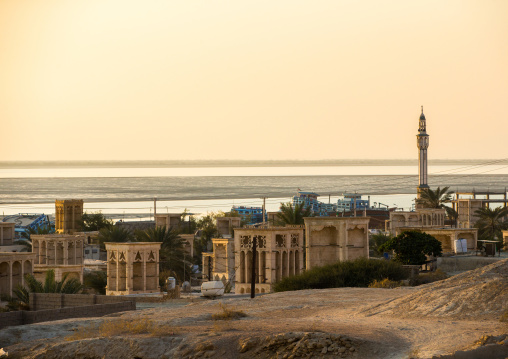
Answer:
[273, 258, 408, 292]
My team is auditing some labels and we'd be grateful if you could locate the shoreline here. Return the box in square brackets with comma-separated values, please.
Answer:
[1, 158, 505, 169]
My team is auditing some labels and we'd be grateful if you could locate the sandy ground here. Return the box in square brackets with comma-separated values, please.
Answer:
[1, 286, 506, 359]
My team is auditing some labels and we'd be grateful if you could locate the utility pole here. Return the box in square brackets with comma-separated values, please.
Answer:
[261, 197, 266, 225]
[353, 194, 357, 218]
[154, 197, 157, 217]
[250, 236, 257, 299]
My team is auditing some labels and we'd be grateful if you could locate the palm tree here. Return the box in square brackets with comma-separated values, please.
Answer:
[80, 211, 113, 231]
[13, 269, 83, 306]
[96, 226, 133, 247]
[83, 271, 107, 295]
[276, 202, 312, 225]
[474, 206, 508, 243]
[416, 186, 458, 225]
[135, 226, 191, 281]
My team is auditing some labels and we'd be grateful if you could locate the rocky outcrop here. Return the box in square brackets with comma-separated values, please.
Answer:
[362, 259, 508, 320]
[236, 332, 356, 358]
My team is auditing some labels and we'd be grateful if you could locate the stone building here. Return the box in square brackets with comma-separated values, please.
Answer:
[31, 234, 85, 282]
[386, 208, 446, 234]
[502, 230, 508, 248]
[155, 214, 182, 229]
[394, 227, 477, 252]
[55, 199, 84, 234]
[304, 217, 369, 269]
[0, 252, 36, 297]
[216, 217, 241, 237]
[453, 198, 483, 229]
[234, 226, 304, 294]
[105, 242, 161, 295]
[202, 237, 235, 283]
[0, 222, 16, 246]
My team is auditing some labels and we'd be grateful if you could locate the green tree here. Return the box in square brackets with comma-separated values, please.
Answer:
[369, 232, 392, 257]
[379, 230, 442, 265]
[13, 269, 83, 306]
[474, 206, 508, 244]
[136, 226, 191, 282]
[416, 186, 458, 225]
[80, 211, 113, 231]
[276, 202, 312, 225]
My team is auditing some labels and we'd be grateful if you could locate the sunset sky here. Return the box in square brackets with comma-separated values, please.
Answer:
[1, 1, 507, 161]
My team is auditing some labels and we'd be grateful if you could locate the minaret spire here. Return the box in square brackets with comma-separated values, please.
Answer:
[416, 107, 429, 207]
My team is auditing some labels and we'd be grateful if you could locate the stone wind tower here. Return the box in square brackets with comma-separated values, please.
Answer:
[416, 106, 429, 208]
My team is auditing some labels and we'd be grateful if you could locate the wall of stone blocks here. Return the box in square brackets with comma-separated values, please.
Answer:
[29, 293, 136, 311]
[0, 301, 136, 329]
[0, 311, 23, 329]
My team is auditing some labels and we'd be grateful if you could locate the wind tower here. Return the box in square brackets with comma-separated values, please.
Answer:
[416, 106, 429, 208]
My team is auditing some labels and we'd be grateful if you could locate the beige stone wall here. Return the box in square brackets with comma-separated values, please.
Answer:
[304, 217, 369, 270]
[55, 199, 83, 234]
[31, 234, 85, 283]
[386, 208, 446, 234]
[211, 238, 235, 283]
[454, 199, 484, 228]
[179, 234, 194, 258]
[0, 252, 36, 297]
[234, 226, 304, 294]
[0, 223, 16, 246]
[154, 214, 181, 229]
[105, 242, 161, 295]
[216, 217, 241, 237]
[503, 230, 508, 248]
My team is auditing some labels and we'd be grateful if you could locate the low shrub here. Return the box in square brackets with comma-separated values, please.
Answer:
[273, 258, 409, 292]
[500, 309, 508, 323]
[411, 269, 448, 286]
[211, 303, 247, 321]
[368, 278, 405, 288]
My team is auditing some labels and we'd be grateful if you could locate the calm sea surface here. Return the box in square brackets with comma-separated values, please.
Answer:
[1, 162, 507, 220]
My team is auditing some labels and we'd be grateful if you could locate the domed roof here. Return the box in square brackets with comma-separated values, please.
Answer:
[419, 106, 426, 120]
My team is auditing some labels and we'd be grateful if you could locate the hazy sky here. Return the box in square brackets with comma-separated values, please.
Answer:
[1, 1, 507, 161]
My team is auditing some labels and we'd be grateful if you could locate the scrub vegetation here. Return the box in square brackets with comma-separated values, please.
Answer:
[273, 258, 408, 292]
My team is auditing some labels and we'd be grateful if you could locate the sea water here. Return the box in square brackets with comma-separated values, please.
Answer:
[1, 161, 507, 220]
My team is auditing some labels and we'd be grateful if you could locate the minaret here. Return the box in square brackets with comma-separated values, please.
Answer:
[416, 106, 429, 206]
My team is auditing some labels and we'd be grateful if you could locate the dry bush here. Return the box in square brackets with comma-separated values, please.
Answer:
[411, 269, 448, 286]
[500, 309, 508, 322]
[369, 278, 405, 288]
[407, 348, 421, 359]
[211, 303, 247, 321]
[66, 318, 177, 341]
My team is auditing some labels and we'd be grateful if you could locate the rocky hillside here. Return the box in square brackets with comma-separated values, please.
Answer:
[362, 259, 508, 320]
